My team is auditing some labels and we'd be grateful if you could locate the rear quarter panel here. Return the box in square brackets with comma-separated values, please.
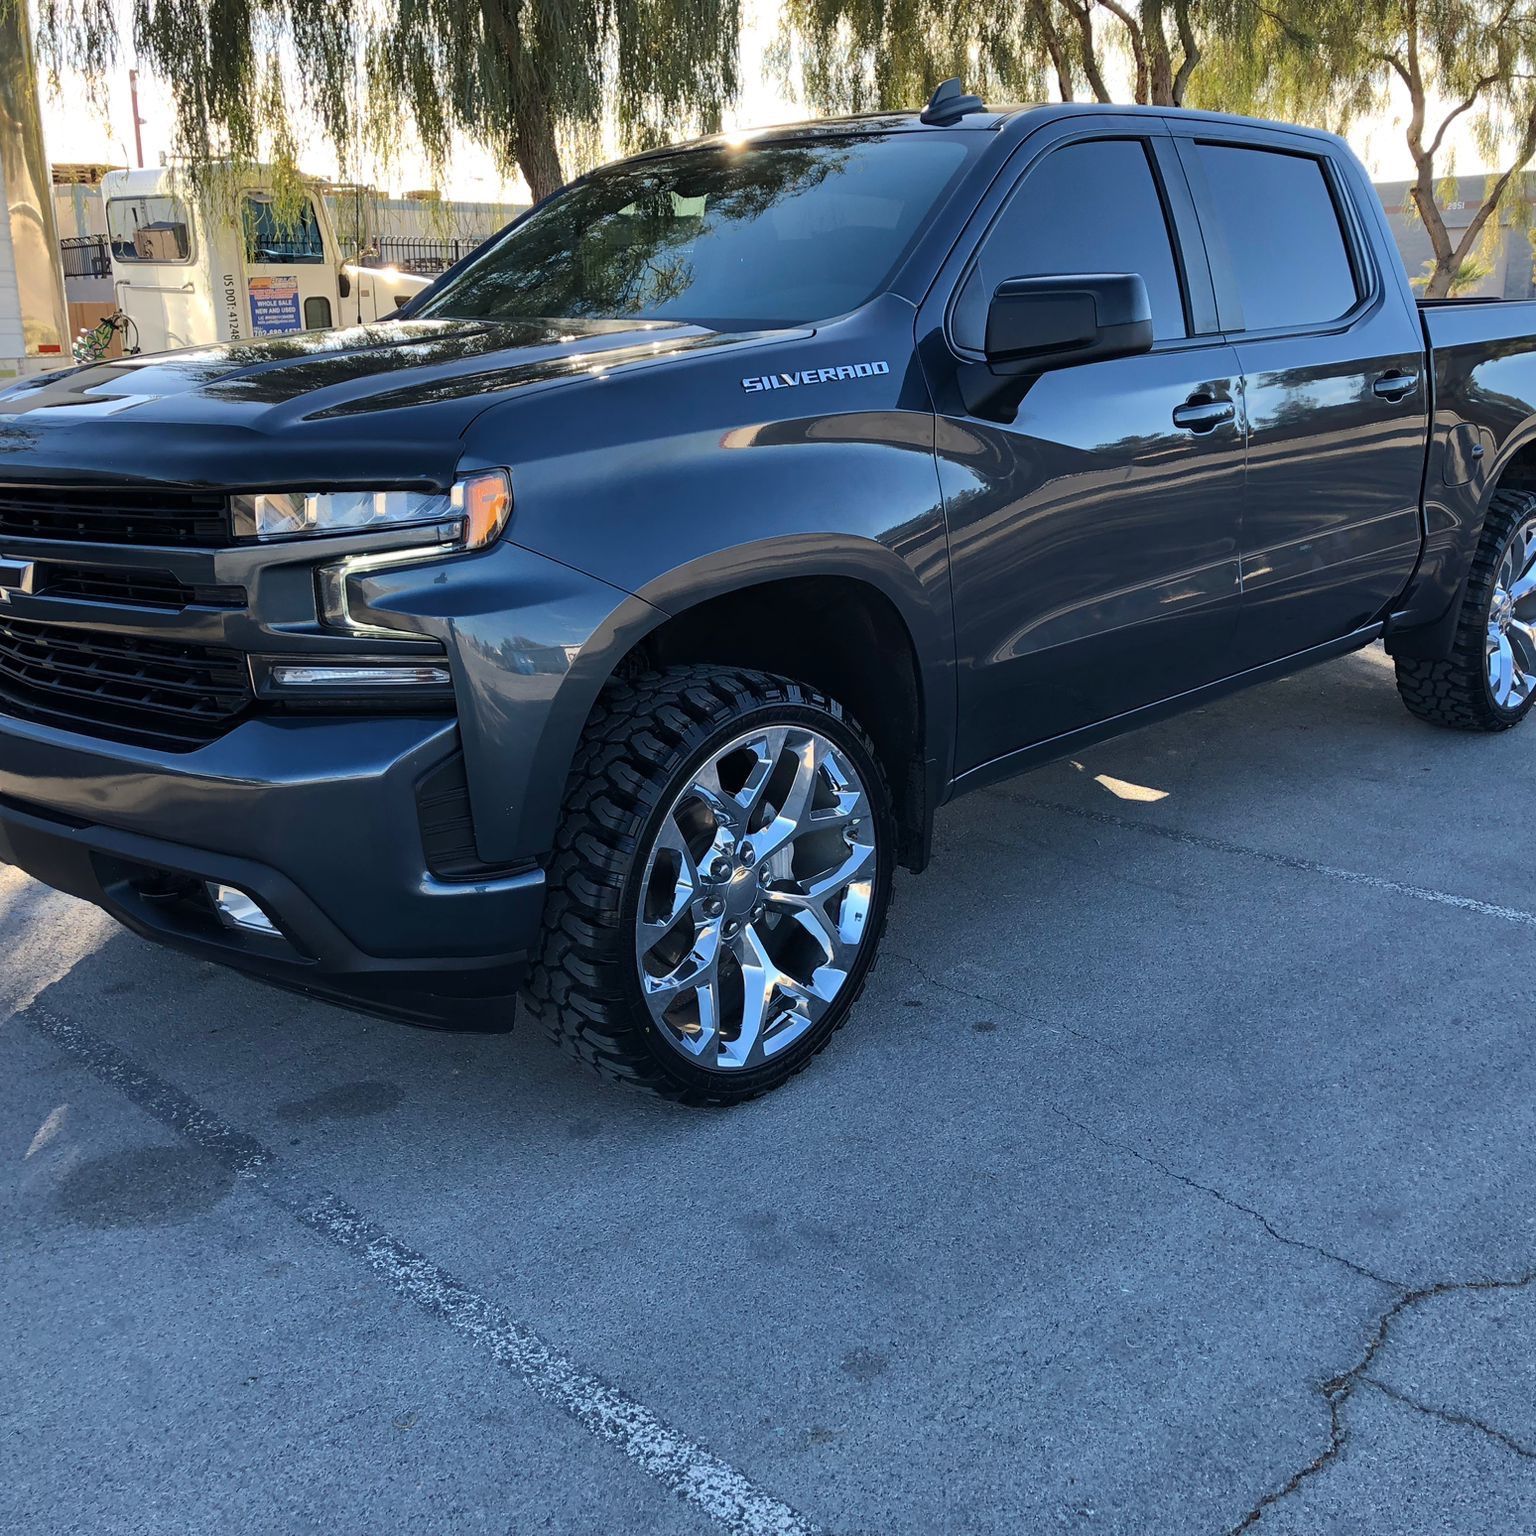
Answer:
[1393, 300, 1536, 653]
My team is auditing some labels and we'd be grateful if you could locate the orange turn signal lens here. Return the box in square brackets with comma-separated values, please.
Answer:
[455, 469, 513, 550]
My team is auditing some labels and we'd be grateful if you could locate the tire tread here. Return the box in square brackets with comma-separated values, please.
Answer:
[523, 665, 892, 1105]
[1394, 487, 1536, 732]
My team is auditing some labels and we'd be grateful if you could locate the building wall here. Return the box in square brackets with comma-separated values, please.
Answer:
[53, 181, 110, 240]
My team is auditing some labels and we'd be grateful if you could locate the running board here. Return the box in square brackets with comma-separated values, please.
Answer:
[945, 623, 1384, 802]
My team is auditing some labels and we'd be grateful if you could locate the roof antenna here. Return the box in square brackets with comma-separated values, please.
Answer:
[920, 78, 986, 126]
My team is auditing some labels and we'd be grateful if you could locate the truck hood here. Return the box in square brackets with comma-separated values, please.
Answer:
[0, 317, 785, 489]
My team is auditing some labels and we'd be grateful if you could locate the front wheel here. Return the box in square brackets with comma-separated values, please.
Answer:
[524, 666, 894, 1104]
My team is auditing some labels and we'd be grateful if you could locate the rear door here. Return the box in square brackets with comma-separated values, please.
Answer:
[922, 119, 1248, 775]
[1172, 126, 1429, 666]
[106, 189, 207, 350]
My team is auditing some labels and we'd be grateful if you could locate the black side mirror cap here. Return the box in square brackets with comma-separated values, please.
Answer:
[984, 272, 1154, 374]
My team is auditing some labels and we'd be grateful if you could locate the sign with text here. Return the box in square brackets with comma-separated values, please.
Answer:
[248, 275, 301, 335]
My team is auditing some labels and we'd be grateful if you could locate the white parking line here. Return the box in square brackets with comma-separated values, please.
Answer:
[999, 792, 1536, 928]
[21, 1002, 824, 1536]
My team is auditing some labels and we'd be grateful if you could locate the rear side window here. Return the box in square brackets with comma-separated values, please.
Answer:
[106, 196, 192, 263]
[1193, 144, 1360, 332]
[953, 138, 1188, 349]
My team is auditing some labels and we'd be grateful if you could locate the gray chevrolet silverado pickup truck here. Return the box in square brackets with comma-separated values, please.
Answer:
[3, 88, 1535, 1102]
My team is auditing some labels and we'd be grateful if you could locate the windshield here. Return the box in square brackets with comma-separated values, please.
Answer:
[414, 133, 976, 330]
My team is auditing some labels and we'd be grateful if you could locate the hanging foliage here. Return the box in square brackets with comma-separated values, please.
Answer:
[776, 0, 1536, 299]
[27, 0, 742, 207]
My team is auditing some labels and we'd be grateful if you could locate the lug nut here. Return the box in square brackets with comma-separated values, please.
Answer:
[758, 865, 771, 885]
[723, 918, 741, 938]
[740, 845, 757, 868]
[710, 856, 732, 881]
[751, 904, 765, 922]
[703, 896, 725, 918]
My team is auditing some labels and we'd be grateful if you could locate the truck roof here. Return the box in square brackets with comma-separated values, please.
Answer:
[665, 101, 1349, 157]
[100, 166, 183, 198]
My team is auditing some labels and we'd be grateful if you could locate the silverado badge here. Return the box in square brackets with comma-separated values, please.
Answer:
[741, 361, 890, 392]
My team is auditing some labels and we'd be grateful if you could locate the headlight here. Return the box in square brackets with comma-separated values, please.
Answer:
[231, 469, 511, 549]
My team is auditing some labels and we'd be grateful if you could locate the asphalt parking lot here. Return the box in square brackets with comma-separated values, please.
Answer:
[5, 642, 1536, 1536]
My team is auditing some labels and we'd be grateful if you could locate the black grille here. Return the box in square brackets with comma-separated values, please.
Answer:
[38, 565, 245, 611]
[0, 613, 252, 750]
[0, 486, 231, 547]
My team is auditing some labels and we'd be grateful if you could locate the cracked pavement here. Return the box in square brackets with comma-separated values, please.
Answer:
[5, 643, 1536, 1534]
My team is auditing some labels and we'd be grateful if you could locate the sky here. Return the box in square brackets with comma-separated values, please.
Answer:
[35, 0, 1490, 200]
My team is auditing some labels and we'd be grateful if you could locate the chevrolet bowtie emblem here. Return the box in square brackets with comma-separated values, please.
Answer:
[0, 557, 35, 601]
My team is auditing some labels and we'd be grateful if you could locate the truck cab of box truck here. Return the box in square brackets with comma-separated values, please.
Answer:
[101, 167, 426, 351]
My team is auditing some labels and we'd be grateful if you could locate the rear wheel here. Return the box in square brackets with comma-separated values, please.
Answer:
[524, 666, 894, 1104]
[1395, 488, 1536, 731]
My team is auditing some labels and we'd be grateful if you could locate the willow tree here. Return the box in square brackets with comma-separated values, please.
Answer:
[28, 0, 742, 204]
[1323, 0, 1536, 301]
[773, 0, 1293, 113]
[1201, 0, 1536, 299]
[371, 0, 741, 200]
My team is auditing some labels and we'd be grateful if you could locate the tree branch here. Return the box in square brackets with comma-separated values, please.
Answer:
[1379, 51, 1413, 91]
[1450, 110, 1536, 271]
[1097, 0, 1150, 100]
[1425, 74, 1500, 160]
[1056, 0, 1113, 102]
[1243, 0, 1318, 48]
[1033, 0, 1076, 100]
[1170, 0, 1199, 104]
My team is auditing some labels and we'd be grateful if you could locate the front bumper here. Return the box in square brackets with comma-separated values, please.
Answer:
[0, 711, 544, 1026]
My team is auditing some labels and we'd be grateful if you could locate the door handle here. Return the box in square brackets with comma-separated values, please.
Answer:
[1373, 370, 1420, 401]
[1172, 397, 1235, 433]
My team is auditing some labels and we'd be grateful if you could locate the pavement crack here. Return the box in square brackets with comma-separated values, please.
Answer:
[1046, 1106, 1404, 1291]
[884, 949, 1126, 1057]
[1227, 1270, 1536, 1532]
[1359, 1376, 1536, 1461]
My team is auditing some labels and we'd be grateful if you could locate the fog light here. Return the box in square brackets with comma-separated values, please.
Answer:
[207, 882, 279, 935]
[268, 663, 452, 689]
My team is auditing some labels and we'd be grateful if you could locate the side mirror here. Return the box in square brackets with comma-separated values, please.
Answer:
[984, 273, 1154, 374]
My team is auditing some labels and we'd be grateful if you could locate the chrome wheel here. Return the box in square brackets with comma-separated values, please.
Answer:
[1487, 516, 1536, 710]
[634, 723, 878, 1071]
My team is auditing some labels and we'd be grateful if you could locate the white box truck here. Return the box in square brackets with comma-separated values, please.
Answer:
[101, 166, 432, 353]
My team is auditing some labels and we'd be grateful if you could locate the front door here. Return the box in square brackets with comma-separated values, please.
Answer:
[240, 192, 341, 336]
[1173, 128, 1429, 667]
[925, 126, 1248, 777]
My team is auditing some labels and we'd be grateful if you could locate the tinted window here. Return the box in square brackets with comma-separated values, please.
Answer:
[106, 196, 191, 263]
[417, 135, 976, 330]
[1194, 144, 1359, 331]
[954, 139, 1187, 348]
[244, 195, 326, 265]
